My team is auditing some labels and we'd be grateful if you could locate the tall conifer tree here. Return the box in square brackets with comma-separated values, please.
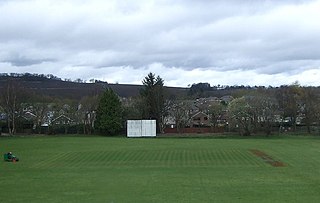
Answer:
[96, 88, 123, 135]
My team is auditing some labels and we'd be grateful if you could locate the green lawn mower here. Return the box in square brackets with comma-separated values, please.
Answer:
[4, 152, 19, 162]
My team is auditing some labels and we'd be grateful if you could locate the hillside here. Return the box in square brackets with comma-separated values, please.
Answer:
[0, 74, 291, 101]
[0, 75, 188, 100]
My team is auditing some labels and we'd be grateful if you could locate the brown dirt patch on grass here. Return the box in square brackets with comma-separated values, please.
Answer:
[250, 149, 286, 167]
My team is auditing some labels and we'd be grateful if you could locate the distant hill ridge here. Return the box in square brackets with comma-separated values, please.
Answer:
[0, 73, 267, 100]
[0, 74, 188, 100]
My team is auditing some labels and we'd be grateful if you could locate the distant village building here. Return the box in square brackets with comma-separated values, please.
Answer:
[190, 111, 210, 127]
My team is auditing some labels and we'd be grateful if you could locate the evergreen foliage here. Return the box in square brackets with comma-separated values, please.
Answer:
[95, 88, 123, 135]
[140, 72, 166, 132]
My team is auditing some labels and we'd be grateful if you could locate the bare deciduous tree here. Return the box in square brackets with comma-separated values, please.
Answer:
[79, 95, 99, 134]
[0, 79, 27, 135]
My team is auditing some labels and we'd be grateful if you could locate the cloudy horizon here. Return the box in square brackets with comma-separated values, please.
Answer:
[1, 0, 320, 87]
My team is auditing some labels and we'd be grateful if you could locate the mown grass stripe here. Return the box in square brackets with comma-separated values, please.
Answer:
[182, 150, 188, 166]
[109, 150, 122, 165]
[198, 150, 206, 166]
[132, 151, 143, 165]
[104, 151, 118, 165]
[226, 149, 236, 165]
[146, 150, 156, 162]
[157, 150, 166, 166]
[192, 150, 200, 166]
[105, 150, 115, 164]
[53, 153, 71, 168]
[35, 152, 72, 169]
[205, 149, 214, 166]
[31, 154, 54, 169]
[66, 152, 87, 168]
[220, 149, 229, 165]
[101, 151, 116, 167]
[151, 150, 161, 165]
[123, 151, 133, 165]
[229, 149, 241, 165]
[173, 150, 180, 166]
[140, 150, 151, 167]
[99, 151, 111, 166]
[154, 150, 164, 167]
[169, 149, 174, 166]
[227, 149, 237, 165]
[154, 150, 162, 162]
[141, 150, 151, 167]
[237, 149, 261, 166]
[208, 150, 217, 164]
[216, 150, 225, 165]
[38, 152, 69, 168]
[165, 150, 172, 167]
[186, 150, 192, 167]
[90, 151, 105, 164]
[111, 151, 123, 165]
[234, 150, 247, 165]
[164, 150, 171, 167]
[221, 149, 231, 165]
[129, 150, 140, 163]
[196, 150, 202, 166]
[115, 151, 125, 163]
[79, 151, 96, 166]
[222, 150, 230, 165]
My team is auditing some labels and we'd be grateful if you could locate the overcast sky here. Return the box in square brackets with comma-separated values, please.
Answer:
[1, 0, 320, 87]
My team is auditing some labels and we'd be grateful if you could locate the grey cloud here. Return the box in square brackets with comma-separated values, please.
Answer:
[2, 56, 56, 67]
[0, 0, 319, 86]
[6, 58, 44, 67]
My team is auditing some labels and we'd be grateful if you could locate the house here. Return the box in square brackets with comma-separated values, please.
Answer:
[164, 96, 234, 131]
[51, 114, 74, 125]
[190, 111, 210, 127]
[164, 115, 176, 128]
[20, 111, 37, 121]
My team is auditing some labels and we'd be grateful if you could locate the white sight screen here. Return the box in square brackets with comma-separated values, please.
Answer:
[127, 120, 156, 137]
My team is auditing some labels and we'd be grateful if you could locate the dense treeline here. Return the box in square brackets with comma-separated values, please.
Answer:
[0, 72, 104, 83]
[189, 82, 320, 98]
[0, 72, 63, 81]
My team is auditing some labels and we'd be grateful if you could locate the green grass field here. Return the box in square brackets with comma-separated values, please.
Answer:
[1, 135, 320, 202]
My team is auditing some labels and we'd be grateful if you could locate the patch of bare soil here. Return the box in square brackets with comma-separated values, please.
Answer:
[250, 149, 286, 167]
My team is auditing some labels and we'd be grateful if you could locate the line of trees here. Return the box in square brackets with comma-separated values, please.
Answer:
[0, 72, 168, 136]
[227, 84, 320, 136]
[1, 73, 319, 136]
[0, 72, 102, 84]
[0, 77, 100, 135]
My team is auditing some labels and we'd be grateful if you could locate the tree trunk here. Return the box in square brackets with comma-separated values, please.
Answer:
[7, 117, 12, 135]
[12, 113, 16, 135]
